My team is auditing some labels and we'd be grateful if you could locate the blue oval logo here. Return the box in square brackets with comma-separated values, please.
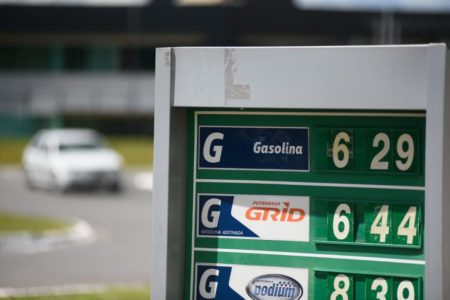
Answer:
[246, 274, 303, 300]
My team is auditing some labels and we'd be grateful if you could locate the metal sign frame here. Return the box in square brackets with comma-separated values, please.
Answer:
[151, 45, 449, 299]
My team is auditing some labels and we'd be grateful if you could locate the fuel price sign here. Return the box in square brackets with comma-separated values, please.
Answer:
[151, 44, 448, 300]
[185, 110, 425, 300]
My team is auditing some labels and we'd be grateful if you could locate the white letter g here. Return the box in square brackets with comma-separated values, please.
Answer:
[203, 132, 224, 163]
[199, 268, 219, 299]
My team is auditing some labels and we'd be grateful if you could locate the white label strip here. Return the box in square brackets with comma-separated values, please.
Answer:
[194, 247, 426, 265]
[196, 178, 425, 191]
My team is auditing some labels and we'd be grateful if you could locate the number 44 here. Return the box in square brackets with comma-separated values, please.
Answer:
[370, 205, 418, 245]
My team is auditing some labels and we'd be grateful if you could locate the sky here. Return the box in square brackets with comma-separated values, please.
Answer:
[0, 0, 449, 12]
[294, 0, 450, 13]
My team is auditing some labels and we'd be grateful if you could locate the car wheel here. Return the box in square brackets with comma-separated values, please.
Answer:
[107, 182, 122, 193]
[50, 172, 69, 193]
[24, 171, 36, 190]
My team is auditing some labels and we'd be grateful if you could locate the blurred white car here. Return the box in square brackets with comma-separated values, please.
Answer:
[22, 128, 123, 192]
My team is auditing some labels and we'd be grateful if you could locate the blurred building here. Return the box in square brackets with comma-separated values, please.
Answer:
[0, 0, 449, 136]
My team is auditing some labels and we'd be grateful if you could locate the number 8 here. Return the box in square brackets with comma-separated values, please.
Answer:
[330, 274, 350, 300]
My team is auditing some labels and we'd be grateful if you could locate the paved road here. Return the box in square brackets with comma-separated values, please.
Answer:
[0, 168, 152, 288]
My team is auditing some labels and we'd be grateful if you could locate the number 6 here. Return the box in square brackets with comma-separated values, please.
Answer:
[333, 204, 352, 240]
[332, 132, 351, 169]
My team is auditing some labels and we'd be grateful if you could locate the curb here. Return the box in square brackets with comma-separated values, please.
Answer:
[0, 219, 97, 254]
[0, 284, 106, 299]
[0, 283, 148, 298]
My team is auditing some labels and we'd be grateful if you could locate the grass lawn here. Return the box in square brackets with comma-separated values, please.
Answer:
[0, 138, 27, 166]
[107, 137, 153, 168]
[4, 286, 150, 300]
[0, 212, 69, 234]
[0, 136, 153, 168]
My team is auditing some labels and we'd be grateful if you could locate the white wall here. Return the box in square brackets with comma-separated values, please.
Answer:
[0, 72, 155, 116]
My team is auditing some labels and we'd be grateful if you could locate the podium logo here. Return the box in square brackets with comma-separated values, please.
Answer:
[203, 132, 224, 163]
[246, 274, 303, 300]
[245, 202, 306, 222]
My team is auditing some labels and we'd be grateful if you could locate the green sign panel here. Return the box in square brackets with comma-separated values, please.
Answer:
[185, 109, 425, 300]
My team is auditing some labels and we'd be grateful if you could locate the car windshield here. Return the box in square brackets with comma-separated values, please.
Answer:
[59, 143, 103, 151]
[58, 132, 106, 151]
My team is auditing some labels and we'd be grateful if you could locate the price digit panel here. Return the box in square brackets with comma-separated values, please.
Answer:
[316, 272, 422, 300]
[319, 128, 421, 175]
[317, 200, 422, 248]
